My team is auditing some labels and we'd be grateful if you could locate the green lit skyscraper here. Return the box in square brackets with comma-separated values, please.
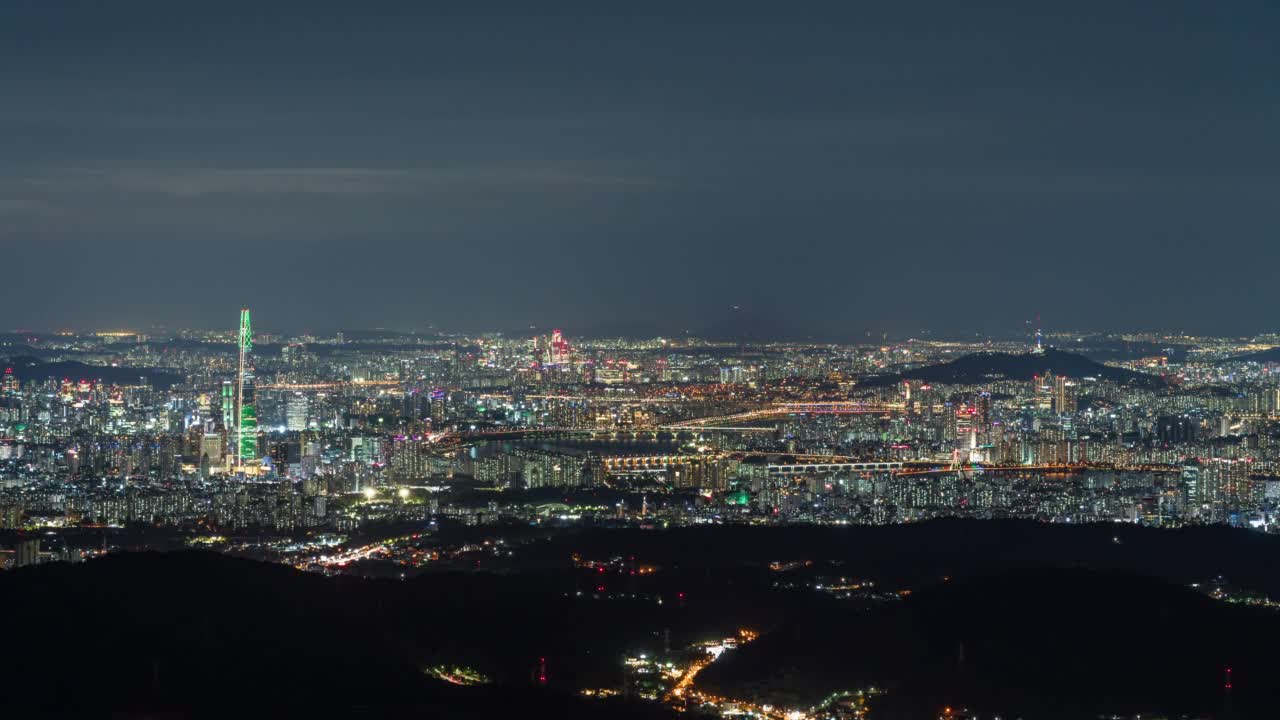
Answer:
[235, 308, 257, 465]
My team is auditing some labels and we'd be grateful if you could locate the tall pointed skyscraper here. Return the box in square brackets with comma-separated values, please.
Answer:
[235, 308, 257, 466]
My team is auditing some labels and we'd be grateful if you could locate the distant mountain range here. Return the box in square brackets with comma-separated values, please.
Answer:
[1220, 346, 1280, 364]
[861, 348, 1167, 388]
[1068, 338, 1194, 364]
[0, 356, 182, 388]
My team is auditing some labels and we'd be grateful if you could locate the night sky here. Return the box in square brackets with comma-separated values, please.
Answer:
[3, 1, 1278, 338]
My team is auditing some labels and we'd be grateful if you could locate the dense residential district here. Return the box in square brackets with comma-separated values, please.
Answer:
[5, 312, 1280, 560]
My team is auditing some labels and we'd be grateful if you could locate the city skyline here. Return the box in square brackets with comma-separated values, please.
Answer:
[6, 307, 1280, 718]
[7, 3, 1280, 717]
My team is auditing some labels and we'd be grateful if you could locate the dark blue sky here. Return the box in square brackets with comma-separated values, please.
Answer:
[2, 1, 1278, 337]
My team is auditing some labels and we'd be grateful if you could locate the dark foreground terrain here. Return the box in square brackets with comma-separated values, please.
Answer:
[699, 567, 1273, 718]
[3, 520, 1278, 718]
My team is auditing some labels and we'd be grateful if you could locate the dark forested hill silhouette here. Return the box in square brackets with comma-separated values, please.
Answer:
[698, 567, 1270, 718]
[4, 521, 1279, 717]
[860, 348, 1166, 389]
[0, 551, 673, 718]
[1, 355, 183, 388]
[1219, 346, 1280, 364]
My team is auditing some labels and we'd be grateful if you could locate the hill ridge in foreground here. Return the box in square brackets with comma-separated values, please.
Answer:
[4, 524, 1278, 718]
[0, 551, 673, 718]
[697, 566, 1271, 718]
